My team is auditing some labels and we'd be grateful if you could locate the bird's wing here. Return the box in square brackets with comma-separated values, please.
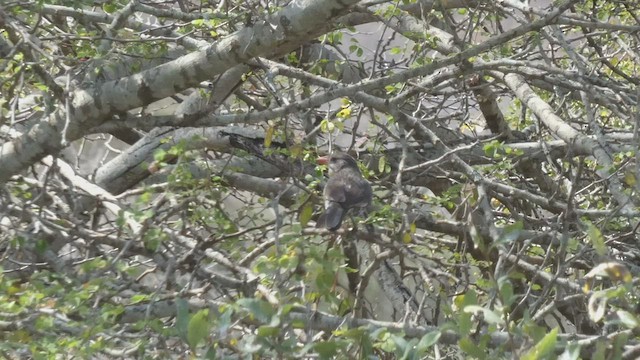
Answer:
[324, 171, 371, 206]
[344, 179, 372, 206]
[324, 176, 348, 203]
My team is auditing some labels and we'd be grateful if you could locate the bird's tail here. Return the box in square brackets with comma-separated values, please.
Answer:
[317, 203, 344, 231]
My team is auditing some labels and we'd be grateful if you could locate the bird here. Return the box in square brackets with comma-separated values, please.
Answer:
[317, 152, 372, 231]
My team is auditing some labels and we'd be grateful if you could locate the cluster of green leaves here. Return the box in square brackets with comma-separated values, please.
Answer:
[0, 262, 129, 358]
[483, 141, 524, 170]
[35, 0, 97, 9]
[176, 295, 445, 358]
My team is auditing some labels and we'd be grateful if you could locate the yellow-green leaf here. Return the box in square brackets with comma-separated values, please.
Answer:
[257, 325, 280, 337]
[583, 262, 632, 292]
[417, 330, 441, 351]
[103, 3, 117, 13]
[320, 119, 335, 132]
[588, 291, 608, 322]
[314, 341, 339, 358]
[264, 125, 275, 148]
[617, 310, 640, 329]
[187, 309, 210, 350]
[459, 337, 484, 358]
[521, 327, 558, 360]
[624, 171, 636, 186]
[337, 108, 351, 118]
[299, 203, 314, 227]
[585, 220, 606, 257]
[463, 305, 504, 325]
[378, 156, 386, 174]
[290, 144, 302, 158]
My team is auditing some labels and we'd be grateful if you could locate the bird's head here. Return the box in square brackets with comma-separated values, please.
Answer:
[317, 152, 361, 175]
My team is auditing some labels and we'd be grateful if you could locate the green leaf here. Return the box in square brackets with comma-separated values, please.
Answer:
[521, 327, 557, 360]
[315, 268, 335, 292]
[611, 332, 629, 360]
[336, 108, 351, 118]
[389, 333, 410, 357]
[257, 325, 280, 337]
[320, 119, 335, 132]
[237, 298, 274, 323]
[463, 305, 504, 325]
[217, 306, 232, 334]
[314, 340, 339, 358]
[585, 220, 607, 256]
[497, 221, 523, 245]
[264, 125, 275, 147]
[483, 140, 501, 157]
[616, 310, 640, 329]
[175, 298, 190, 341]
[154, 148, 167, 162]
[583, 262, 632, 293]
[102, 3, 116, 13]
[498, 276, 515, 307]
[459, 336, 486, 359]
[204, 346, 217, 359]
[299, 202, 314, 227]
[187, 309, 210, 350]
[455, 289, 477, 335]
[592, 340, 606, 360]
[378, 156, 386, 174]
[416, 330, 441, 352]
[559, 342, 581, 360]
[587, 291, 608, 322]
[130, 294, 150, 304]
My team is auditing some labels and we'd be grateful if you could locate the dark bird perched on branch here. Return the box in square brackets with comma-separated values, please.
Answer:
[317, 152, 372, 231]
